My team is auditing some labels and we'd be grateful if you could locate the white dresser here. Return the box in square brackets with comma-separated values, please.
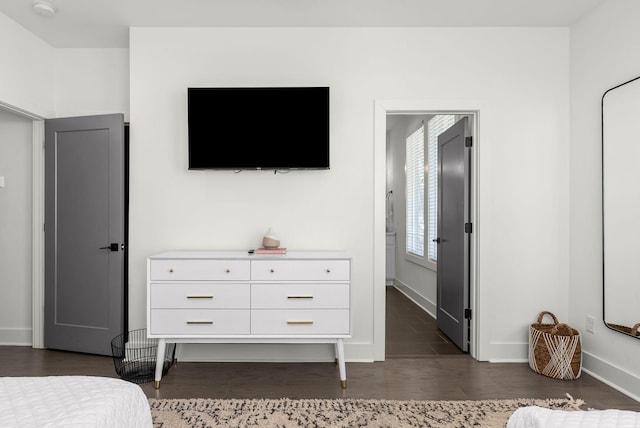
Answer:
[147, 251, 351, 388]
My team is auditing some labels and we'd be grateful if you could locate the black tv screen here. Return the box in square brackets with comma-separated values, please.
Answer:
[188, 87, 329, 170]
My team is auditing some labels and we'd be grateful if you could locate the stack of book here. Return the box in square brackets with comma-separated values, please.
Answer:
[256, 247, 287, 254]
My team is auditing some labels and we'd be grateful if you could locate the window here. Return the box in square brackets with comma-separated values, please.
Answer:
[406, 124, 425, 257]
[406, 115, 455, 267]
[427, 115, 455, 263]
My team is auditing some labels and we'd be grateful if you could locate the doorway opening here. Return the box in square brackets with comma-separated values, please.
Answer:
[0, 108, 34, 347]
[385, 112, 473, 358]
[373, 101, 480, 362]
[0, 101, 45, 349]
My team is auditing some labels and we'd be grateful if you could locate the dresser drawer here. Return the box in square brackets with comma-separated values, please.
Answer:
[150, 283, 250, 309]
[150, 309, 250, 335]
[251, 283, 349, 309]
[150, 259, 250, 281]
[251, 309, 350, 335]
[251, 260, 350, 281]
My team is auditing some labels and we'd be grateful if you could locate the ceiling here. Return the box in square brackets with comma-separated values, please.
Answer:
[0, 0, 607, 48]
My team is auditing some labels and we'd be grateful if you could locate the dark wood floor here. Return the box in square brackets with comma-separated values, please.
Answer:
[386, 286, 464, 357]
[0, 287, 638, 411]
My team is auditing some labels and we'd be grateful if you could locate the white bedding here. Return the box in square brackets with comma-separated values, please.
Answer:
[0, 376, 152, 428]
[507, 406, 640, 428]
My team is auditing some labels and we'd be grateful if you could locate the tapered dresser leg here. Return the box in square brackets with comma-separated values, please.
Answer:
[336, 339, 347, 388]
[154, 338, 167, 389]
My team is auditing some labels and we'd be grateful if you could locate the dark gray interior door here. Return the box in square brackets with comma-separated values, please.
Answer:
[45, 114, 125, 356]
[436, 117, 470, 352]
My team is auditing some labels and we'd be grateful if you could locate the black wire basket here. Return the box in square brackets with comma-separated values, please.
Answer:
[111, 329, 176, 384]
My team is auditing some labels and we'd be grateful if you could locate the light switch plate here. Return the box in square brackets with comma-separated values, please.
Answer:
[0, 176, 4, 188]
[586, 315, 595, 333]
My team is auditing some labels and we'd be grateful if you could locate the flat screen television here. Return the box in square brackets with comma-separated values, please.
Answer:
[188, 87, 330, 170]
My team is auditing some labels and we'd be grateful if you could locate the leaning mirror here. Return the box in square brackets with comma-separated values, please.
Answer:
[603, 75, 640, 338]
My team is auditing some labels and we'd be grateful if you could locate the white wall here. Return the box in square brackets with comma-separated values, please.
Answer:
[0, 15, 129, 120]
[0, 12, 53, 117]
[130, 27, 570, 362]
[570, 0, 640, 399]
[387, 114, 437, 315]
[54, 49, 130, 120]
[0, 108, 33, 345]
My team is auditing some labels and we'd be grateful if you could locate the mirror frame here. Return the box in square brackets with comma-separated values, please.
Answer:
[602, 74, 640, 339]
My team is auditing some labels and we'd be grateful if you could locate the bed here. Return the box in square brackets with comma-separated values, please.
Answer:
[0, 376, 152, 428]
[507, 405, 640, 428]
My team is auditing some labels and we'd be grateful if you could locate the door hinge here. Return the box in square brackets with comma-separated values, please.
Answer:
[464, 308, 472, 319]
[465, 222, 472, 233]
[465, 136, 473, 147]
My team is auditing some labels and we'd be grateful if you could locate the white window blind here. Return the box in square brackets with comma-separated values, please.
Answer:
[427, 115, 455, 263]
[406, 125, 425, 257]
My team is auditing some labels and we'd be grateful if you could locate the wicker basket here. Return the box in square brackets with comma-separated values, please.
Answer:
[528, 311, 581, 380]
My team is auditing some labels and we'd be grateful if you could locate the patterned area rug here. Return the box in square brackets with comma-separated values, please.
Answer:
[148, 396, 583, 427]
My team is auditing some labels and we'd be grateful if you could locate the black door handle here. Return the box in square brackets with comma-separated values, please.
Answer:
[432, 238, 441, 244]
[100, 243, 119, 251]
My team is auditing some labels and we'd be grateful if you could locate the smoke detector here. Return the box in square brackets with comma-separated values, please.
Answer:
[32, 1, 57, 16]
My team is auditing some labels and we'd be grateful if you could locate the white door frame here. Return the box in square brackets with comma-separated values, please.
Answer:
[0, 100, 46, 349]
[374, 99, 485, 361]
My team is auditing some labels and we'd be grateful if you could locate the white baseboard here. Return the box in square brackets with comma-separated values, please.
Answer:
[487, 341, 528, 362]
[0, 328, 32, 346]
[343, 342, 375, 362]
[391, 280, 436, 318]
[582, 351, 640, 402]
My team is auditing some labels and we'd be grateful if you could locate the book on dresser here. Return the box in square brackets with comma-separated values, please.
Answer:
[255, 247, 287, 254]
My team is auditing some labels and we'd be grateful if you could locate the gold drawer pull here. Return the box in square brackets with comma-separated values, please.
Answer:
[326, 268, 331, 273]
[270, 268, 275, 273]
[186, 321, 213, 325]
[287, 320, 314, 325]
[187, 295, 213, 299]
[226, 268, 231, 273]
[169, 268, 174, 273]
[287, 295, 314, 299]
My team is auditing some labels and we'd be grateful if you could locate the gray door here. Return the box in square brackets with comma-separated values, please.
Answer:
[45, 114, 125, 356]
[436, 117, 470, 352]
